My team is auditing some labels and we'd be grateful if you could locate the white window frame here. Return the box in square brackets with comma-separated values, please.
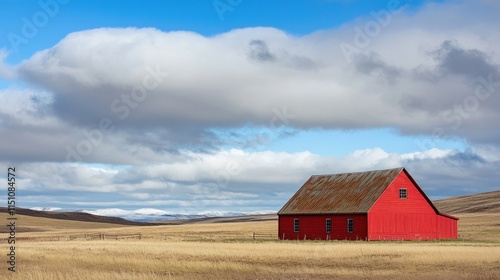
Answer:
[347, 218, 353, 233]
[399, 188, 407, 199]
[294, 218, 299, 232]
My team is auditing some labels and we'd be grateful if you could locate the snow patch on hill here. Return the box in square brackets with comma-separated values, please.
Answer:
[29, 207, 276, 222]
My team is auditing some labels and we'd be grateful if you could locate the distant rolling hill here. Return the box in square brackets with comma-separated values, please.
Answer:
[0, 207, 157, 226]
[433, 190, 500, 214]
[152, 214, 278, 225]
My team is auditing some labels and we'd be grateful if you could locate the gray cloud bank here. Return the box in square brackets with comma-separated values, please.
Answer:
[16, 2, 500, 150]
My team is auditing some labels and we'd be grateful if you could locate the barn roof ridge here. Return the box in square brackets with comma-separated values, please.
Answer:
[308, 167, 405, 178]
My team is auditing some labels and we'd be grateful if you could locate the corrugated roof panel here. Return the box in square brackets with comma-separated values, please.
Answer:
[278, 167, 404, 214]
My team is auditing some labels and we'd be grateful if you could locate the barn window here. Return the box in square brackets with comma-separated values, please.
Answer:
[294, 218, 300, 232]
[399, 188, 407, 199]
[347, 218, 354, 233]
[326, 218, 332, 233]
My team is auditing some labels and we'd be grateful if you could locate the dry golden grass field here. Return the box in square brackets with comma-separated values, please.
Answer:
[1, 210, 500, 280]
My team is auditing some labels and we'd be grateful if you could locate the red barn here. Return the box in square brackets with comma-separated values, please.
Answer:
[278, 167, 458, 241]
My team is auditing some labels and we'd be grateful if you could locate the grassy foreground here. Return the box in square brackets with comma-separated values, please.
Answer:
[2, 213, 500, 279]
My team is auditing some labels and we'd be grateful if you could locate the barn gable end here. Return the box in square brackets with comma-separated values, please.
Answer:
[368, 170, 439, 240]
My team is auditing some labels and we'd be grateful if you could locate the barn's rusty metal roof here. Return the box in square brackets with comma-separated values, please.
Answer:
[278, 167, 404, 215]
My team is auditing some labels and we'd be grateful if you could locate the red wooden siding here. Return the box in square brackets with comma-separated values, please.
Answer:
[370, 172, 436, 214]
[437, 214, 458, 239]
[279, 214, 367, 240]
[368, 213, 438, 240]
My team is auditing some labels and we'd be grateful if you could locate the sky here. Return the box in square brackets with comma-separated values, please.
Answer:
[1, 0, 499, 216]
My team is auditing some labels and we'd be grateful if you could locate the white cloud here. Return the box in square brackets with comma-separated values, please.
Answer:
[15, 0, 500, 148]
[401, 148, 453, 160]
[6, 146, 498, 212]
